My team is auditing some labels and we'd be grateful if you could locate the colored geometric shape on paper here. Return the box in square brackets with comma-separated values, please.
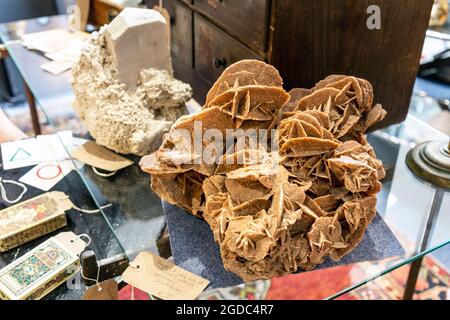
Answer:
[10, 147, 31, 161]
[36, 164, 62, 180]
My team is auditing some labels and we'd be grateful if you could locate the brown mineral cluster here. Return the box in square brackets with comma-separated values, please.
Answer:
[140, 60, 387, 282]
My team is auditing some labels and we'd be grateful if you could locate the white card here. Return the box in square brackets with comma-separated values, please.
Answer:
[45, 40, 85, 63]
[37, 131, 73, 162]
[1, 138, 43, 170]
[69, 137, 89, 153]
[67, 137, 89, 169]
[41, 60, 72, 75]
[19, 161, 74, 191]
[1, 132, 85, 171]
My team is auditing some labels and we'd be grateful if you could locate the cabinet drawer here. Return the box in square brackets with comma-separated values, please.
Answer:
[194, 0, 270, 53]
[145, 0, 193, 67]
[167, 1, 193, 67]
[145, 0, 192, 7]
[194, 13, 263, 85]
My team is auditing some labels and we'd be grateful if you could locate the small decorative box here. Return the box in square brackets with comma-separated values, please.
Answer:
[0, 231, 87, 300]
[0, 191, 72, 252]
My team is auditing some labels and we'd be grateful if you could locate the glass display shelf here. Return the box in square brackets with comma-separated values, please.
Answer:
[1, 14, 449, 300]
[330, 240, 450, 300]
[0, 148, 125, 300]
[0, 15, 144, 300]
[316, 114, 450, 299]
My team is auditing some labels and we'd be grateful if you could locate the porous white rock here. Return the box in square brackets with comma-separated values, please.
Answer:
[71, 27, 192, 156]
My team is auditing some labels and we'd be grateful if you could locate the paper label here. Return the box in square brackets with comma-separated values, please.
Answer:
[37, 131, 73, 162]
[71, 141, 133, 172]
[122, 252, 210, 300]
[1, 131, 79, 170]
[19, 161, 74, 191]
[53, 231, 88, 257]
[83, 279, 118, 300]
[45, 40, 84, 62]
[21, 29, 88, 54]
[1, 138, 43, 170]
[41, 61, 72, 75]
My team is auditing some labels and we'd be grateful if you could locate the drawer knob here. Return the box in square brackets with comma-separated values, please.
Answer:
[213, 57, 227, 69]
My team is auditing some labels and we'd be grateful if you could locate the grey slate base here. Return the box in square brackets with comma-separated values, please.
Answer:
[163, 201, 405, 289]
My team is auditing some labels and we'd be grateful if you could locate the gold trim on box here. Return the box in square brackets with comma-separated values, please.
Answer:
[0, 192, 71, 252]
[0, 215, 67, 252]
[0, 234, 80, 300]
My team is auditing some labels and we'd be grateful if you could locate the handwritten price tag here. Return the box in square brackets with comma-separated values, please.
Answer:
[122, 251, 210, 300]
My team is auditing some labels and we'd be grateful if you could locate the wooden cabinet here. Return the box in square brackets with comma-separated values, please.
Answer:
[89, 0, 122, 26]
[168, 0, 193, 67]
[194, 0, 270, 53]
[194, 14, 262, 84]
[146, 0, 433, 128]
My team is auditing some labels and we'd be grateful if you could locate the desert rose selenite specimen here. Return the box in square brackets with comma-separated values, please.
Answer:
[141, 60, 387, 282]
[71, 8, 192, 156]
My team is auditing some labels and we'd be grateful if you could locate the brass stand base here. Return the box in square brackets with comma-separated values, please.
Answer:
[403, 140, 449, 299]
[406, 140, 450, 190]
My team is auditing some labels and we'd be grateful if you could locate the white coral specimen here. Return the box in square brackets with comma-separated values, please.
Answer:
[71, 28, 192, 156]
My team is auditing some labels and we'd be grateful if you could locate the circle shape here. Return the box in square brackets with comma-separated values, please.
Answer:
[36, 164, 62, 180]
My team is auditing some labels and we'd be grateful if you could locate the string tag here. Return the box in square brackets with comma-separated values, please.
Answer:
[92, 167, 117, 177]
[80, 249, 119, 300]
[59, 194, 113, 214]
[122, 251, 209, 300]
[71, 141, 133, 172]
[83, 279, 118, 300]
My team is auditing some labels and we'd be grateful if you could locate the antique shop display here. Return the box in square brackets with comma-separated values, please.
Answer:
[141, 60, 387, 281]
[0, 232, 88, 300]
[0, 192, 73, 253]
[71, 8, 192, 156]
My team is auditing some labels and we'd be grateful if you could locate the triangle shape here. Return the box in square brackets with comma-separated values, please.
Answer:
[10, 147, 32, 161]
